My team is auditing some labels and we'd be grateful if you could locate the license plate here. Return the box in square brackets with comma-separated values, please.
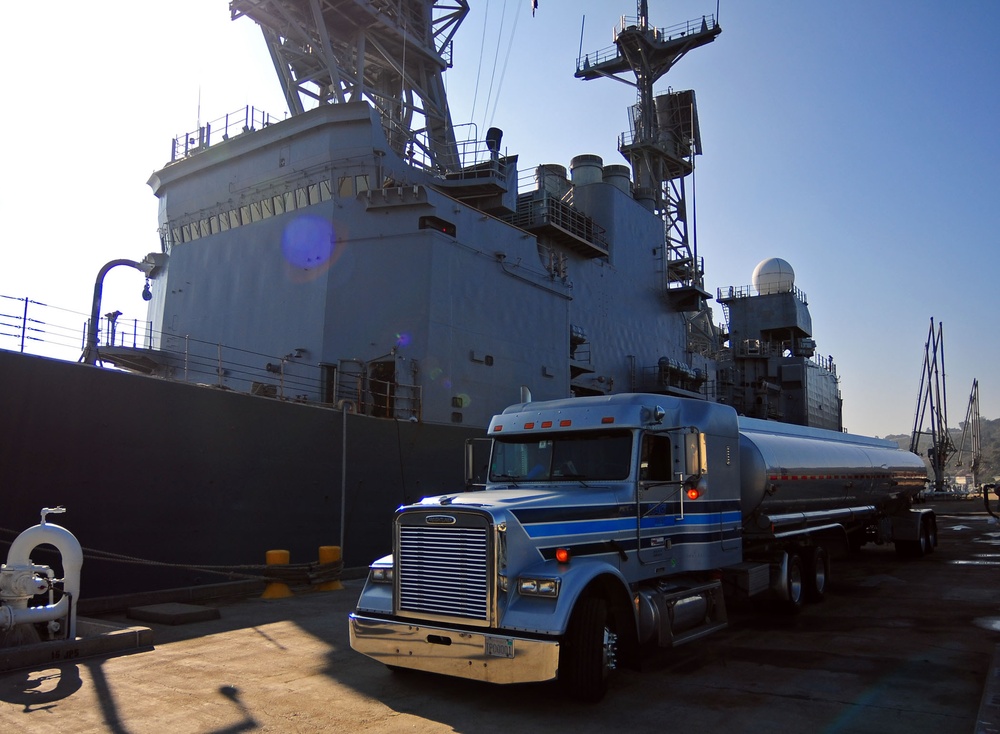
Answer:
[485, 636, 514, 659]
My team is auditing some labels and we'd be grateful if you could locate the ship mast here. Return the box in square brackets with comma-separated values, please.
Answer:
[576, 2, 721, 310]
[230, 0, 468, 173]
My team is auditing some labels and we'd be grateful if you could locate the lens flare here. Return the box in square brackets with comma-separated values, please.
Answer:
[282, 215, 336, 276]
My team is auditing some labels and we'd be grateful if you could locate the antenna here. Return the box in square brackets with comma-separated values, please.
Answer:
[578, 15, 586, 69]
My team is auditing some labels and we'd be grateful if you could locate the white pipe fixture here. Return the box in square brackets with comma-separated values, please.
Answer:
[0, 507, 83, 640]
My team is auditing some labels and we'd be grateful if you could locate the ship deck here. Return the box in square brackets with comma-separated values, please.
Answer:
[1, 499, 999, 733]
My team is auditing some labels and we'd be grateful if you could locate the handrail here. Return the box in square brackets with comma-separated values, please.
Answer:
[576, 14, 719, 73]
[170, 105, 283, 162]
[717, 283, 809, 306]
[0, 294, 422, 420]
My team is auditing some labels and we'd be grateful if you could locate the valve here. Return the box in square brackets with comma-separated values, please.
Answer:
[41, 506, 66, 525]
[0, 568, 49, 600]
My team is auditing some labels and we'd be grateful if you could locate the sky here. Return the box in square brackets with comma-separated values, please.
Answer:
[1, 0, 998, 438]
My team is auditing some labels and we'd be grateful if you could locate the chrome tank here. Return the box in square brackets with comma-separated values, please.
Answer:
[737, 417, 927, 519]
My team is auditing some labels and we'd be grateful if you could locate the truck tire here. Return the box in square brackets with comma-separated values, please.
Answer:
[896, 516, 931, 558]
[803, 546, 830, 603]
[560, 596, 617, 702]
[783, 552, 805, 614]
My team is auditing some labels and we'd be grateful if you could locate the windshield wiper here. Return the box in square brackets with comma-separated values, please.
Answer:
[493, 473, 522, 484]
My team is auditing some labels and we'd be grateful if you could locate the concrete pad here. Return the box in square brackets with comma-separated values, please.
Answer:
[0, 618, 152, 674]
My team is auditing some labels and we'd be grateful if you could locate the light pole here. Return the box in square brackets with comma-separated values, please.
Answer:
[81, 253, 167, 366]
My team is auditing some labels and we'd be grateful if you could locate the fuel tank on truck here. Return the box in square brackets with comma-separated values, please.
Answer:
[737, 417, 928, 520]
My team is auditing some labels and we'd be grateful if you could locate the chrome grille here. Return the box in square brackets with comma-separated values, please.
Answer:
[397, 519, 490, 621]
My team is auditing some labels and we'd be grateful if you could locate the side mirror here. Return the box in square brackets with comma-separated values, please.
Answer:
[465, 438, 493, 489]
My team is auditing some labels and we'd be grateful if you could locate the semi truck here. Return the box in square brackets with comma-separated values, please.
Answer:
[348, 394, 934, 701]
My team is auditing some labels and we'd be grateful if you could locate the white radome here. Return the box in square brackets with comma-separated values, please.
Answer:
[752, 258, 795, 295]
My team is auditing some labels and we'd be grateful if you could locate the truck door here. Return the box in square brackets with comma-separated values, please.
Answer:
[636, 432, 685, 565]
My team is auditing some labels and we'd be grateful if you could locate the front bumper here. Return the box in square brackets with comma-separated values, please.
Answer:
[348, 612, 561, 684]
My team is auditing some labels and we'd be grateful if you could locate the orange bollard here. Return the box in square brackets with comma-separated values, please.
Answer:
[261, 549, 294, 599]
[316, 545, 344, 591]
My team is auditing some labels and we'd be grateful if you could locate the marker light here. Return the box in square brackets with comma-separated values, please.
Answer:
[686, 487, 701, 500]
[524, 422, 535, 429]
[559, 419, 572, 427]
[555, 547, 571, 564]
[601, 416, 615, 424]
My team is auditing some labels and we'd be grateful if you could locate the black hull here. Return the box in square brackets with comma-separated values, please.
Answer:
[0, 350, 476, 597]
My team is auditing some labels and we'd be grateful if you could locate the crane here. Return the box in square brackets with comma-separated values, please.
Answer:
[909, 318, 955, 493]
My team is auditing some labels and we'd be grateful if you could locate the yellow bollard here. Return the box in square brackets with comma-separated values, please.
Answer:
[316, 545, 344, 591]
[261, 549, 294, 599]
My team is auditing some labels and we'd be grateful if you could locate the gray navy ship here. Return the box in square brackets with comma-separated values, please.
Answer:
[0, 1, 840, 596]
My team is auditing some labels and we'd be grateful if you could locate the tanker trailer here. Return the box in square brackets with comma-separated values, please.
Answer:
[734, 417, 934, 607]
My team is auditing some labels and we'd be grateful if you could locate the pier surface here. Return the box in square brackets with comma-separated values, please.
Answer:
[2, 501, 999, 733]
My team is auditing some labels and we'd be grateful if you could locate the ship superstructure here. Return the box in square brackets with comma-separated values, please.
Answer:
[109, 1, 731, 429]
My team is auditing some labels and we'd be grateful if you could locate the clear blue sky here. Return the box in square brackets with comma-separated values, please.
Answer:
[1, 0, 997, 438]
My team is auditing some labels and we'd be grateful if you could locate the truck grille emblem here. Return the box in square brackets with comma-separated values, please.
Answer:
[426, 515, 457, 525]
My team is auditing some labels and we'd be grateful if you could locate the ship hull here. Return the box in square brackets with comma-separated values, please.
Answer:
[0, 350, 475, 597]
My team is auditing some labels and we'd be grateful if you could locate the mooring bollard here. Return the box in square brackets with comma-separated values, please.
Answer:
[261, 549, 294, 599]
[316, 545, 343, 591]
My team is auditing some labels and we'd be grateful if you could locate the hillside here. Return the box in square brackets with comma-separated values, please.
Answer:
[886, 416, 1000, 485]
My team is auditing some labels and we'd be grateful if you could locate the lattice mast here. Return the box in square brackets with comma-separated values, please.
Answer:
[956, 379, 981, 486]
[230, 0, 469, 172]
[909, 318, 956, 491]
[576, 1, 721, 310]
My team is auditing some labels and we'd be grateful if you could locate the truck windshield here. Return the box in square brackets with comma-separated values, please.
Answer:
[489, 430, 633, 482]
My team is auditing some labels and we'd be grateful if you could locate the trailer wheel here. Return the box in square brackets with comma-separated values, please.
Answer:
[783, 552, 805, 614]
[804, 546, 830, 603]
[925, 515, 937, 553]
[896, 517, 931, 558]
[560, 596, 617, 702]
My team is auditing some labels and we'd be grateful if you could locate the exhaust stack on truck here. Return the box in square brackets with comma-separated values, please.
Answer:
[349, 394, 933, 701]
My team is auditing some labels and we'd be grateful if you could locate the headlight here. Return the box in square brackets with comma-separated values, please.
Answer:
[518, 577, 560, 597]
[369, 565, 394, 583]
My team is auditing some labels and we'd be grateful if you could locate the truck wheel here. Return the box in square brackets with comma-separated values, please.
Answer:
[925, 515, 937, 553]
[560, 596, 617, 702]
[803, 546, 830, 603]
[783, 552, 805, 614]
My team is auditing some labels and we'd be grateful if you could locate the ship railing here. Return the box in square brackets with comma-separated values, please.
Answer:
[726, 337, 837, 375]
[576, 14, 719, 73]
[0, 294, 424, 419]
[170, 105, 283, 162]
[442, 136, 511, 183]
[634, 362, 709, 397]
[386, 120, 509, 182]
[717, 283, 809, 305]
[506, 167, 610, 253]
[0, 294, 154, 358]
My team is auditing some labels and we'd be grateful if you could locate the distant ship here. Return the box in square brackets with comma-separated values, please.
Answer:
[0, 1, 840, 597]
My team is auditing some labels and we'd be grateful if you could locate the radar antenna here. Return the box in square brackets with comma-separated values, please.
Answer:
[230, 0, 469, 172]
